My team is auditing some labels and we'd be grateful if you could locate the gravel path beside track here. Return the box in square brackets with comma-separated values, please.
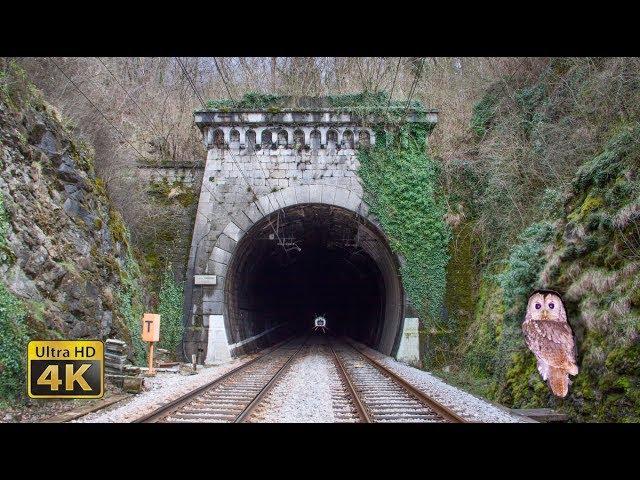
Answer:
[248, 342, 343, 422]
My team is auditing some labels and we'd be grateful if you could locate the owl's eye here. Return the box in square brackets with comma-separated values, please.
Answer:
[535, 303, 542, 310]
[549, 302, 555, 309]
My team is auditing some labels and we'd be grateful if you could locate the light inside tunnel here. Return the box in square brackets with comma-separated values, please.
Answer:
[223, 204, 405, 356]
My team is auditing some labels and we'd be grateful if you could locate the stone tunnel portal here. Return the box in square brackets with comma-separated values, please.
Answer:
[223, 203, 405, 356]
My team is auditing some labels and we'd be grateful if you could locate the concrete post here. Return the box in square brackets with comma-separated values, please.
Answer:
[395, 317, 421, 367]
[205, 314, 232, 364]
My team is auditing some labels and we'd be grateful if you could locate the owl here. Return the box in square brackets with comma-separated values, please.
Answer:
[522, 290, 578, 397]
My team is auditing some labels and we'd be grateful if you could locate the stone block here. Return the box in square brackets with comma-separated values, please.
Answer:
[333, 187, 350, 208]
[212, 261, 228, 276]
[208, 287, 224, 303]
[309, 184, 322, 203]
[212, 247, 231, 265]
[295, 185, 310, 204]
[216, 233, 237, 253]
[321, 185, 337, 204]
[257, 196, 274, 215]
[345, 191, 362, 211]
[266, 191, 282, 210]
[202, 301, 224, 315]
[222, 222, 243, 242]
[244, 203, 263, 223]
[280, 187, 297, 208]
[358, 201, 370, 218]
[123, 376, 144, 394]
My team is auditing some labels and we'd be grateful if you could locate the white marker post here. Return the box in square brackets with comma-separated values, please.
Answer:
[141, 313, 161, 376]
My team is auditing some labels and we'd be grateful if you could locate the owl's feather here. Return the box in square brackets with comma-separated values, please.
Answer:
[537, 359, 550, 381]
[549, 366, 569, 397]
[522, 320, 578, 374]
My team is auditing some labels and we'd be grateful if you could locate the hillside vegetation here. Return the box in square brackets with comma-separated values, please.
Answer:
[438, 58, 640, 422]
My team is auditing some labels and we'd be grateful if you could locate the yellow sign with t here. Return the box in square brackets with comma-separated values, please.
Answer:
[142, 313, 160, 375]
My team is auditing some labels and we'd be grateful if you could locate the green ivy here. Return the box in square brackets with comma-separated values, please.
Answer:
[515, 83, 546, 136]
[573, 123, 640, 192]
[358, 124, 451, 324]
[157, 264, 184, 355]
[204, 91, 427, 123]
[113, 221, 147, 366]
[0, 283, 28, 402]
[0, 191, 29, 401]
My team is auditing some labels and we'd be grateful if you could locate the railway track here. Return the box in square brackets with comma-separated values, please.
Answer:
[328, 338, 467, 423]
[135, 334, 467, 423]
[134, 336, 308, 423]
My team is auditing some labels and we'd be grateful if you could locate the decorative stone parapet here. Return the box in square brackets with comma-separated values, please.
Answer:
[193, 109, 438, 152]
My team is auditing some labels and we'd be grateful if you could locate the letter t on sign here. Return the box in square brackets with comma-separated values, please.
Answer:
[141, 313, 160, 342]
[141, 313, 160, 376]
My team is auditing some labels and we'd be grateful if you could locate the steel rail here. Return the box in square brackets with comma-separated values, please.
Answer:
[234, 334, 311, 423]
[343, 338, 468, 423]
[326, 338, 372, 423]
[133, 336, 298, 423]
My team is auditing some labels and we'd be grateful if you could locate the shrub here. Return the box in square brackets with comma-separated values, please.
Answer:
[157, 264, 184, 355]
[498, 221, 555, 323]
[0, 284, 28, 401]
[470, 88, 500, 137]
[0, 191, 29, 401]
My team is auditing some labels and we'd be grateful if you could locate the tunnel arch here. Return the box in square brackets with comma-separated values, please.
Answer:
[206, 185, 406, 359]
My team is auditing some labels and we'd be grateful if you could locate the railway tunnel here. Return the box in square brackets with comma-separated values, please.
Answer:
[187, 103, 435, 365]
[223, 203, 405, 356]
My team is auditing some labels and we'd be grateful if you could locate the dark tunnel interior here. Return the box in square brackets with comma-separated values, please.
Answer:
[224, 204, 404, 355]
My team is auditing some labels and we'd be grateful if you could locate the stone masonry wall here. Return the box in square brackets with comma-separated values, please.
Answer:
[184, 142, 365, 356]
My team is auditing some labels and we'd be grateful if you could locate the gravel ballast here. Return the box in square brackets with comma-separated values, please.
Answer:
[76, 356, 257, 423]
[249, 343, 342, 423]
[351, 341, 527, 423]
[76, 337, 527, 423]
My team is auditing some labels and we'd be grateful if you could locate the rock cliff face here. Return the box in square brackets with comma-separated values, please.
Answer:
[0, 65, 144, 348]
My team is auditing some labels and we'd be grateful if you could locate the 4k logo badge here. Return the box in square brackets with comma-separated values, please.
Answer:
[28, 340, 104, 398]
